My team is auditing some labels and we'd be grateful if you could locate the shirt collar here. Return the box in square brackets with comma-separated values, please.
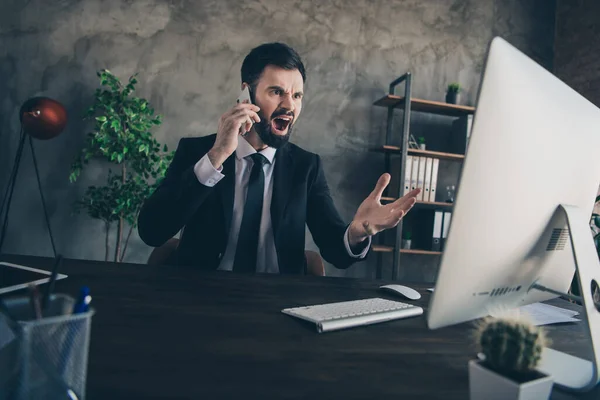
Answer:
[235, 136, 277, 164]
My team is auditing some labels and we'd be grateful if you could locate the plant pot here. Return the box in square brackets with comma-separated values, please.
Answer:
[401, 239, 411, 249]
[468, 359, 553, 400]
[419, 144, 426, 150]
[446, 91, 459, 104]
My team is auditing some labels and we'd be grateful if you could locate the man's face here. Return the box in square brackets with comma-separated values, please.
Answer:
[249, 65, 304, 148]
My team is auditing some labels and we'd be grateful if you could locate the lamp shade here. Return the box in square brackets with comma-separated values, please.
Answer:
[19, 97, 67, 140]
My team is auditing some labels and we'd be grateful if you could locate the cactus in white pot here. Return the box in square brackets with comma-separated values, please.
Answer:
[469, 316, 554, 400]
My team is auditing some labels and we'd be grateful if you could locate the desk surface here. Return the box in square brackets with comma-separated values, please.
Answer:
[1, 254, 597, 399]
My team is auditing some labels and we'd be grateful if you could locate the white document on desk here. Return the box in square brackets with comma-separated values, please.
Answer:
[491, 302, 580, 326]
[425, 289, 578, 325]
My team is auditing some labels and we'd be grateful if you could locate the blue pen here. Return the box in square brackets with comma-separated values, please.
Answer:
[72, 286, 91, 314]
[59, 287, 92, 379]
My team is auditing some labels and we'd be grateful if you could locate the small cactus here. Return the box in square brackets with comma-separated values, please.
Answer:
[474, 317, 549, 381]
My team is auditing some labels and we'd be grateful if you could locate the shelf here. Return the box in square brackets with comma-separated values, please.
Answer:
[372, 74, 469, 280]
[409, 148, 465, 161]
[381, 198, 454, 210]
[401, 249, 443, 255]
[373, 95, 475, 117]
[372, 245, 442, 256]
[373, 245, 394, 252]
[372, 146, 465, 162]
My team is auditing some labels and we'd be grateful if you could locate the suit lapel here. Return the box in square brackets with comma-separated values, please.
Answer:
[271, 146, 294, 245]
[218, 155, 236, 242]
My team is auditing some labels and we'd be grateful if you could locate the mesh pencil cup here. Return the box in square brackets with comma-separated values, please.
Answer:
[0, 294, 94, 400]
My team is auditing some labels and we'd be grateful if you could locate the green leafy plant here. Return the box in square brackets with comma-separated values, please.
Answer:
[418, 136, 426, 145]
[571, 194, 600, 297]
[571, 194, 600, 299]
[591, 196, 600, 304]
[447, 83, 462, 93]
[474, 316, 549, 382]
[69, 69, 174, 262]
[402, 230, 412, 240]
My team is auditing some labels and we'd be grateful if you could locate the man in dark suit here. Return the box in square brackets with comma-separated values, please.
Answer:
[138, 42, 420, 274]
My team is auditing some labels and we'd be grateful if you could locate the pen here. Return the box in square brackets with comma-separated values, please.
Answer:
[59, 287, 91, 379]
[28, 283, 42, 320]
[42, 254, 63, 314]
[72, 286, 91, 314]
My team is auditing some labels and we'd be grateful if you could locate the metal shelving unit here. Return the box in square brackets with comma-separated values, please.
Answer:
[372, 72, 476, 280]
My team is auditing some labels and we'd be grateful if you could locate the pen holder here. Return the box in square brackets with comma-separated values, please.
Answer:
[0, 294, 94, 400]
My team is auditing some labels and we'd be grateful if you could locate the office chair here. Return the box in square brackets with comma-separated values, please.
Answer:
[304, 250, 325, 276]
[147, 237, 326, 276]
[146, 237, 180, 266]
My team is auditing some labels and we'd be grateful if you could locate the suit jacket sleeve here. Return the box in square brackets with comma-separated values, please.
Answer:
[138, 138, 214, 247]
[306, 154, 370, 269]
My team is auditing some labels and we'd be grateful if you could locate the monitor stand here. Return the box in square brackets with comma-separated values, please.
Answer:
[530, 204, 600, 392]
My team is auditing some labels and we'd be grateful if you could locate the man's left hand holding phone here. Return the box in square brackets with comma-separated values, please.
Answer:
[206, 84, 260, 170]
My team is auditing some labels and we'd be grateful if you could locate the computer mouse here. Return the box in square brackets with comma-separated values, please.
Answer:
[379, 284, 422, 300]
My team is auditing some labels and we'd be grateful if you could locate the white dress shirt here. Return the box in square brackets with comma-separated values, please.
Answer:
[193, 137, 370, 273]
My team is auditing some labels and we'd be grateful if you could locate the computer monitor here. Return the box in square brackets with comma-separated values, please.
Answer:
[426, 36, 600, 392]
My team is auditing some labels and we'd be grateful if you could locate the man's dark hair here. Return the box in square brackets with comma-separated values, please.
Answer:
[241, 42, 306, 88]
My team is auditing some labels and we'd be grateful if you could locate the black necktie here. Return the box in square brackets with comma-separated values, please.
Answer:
[233, 153, 268, 272]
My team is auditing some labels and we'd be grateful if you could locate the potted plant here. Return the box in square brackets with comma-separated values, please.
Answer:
[469, 316, 553, 400]
[570, 194, 600, 302]
[418, 136, 426, 150]
[588, 195, 600, 304]
[402, 231, 412, 249]
[69, 69, 174, 262]
[589, 194, 600, 258]
[446, 83, 462, 104]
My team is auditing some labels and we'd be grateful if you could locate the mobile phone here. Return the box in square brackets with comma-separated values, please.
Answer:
[237, 86, 253, 136]
[237, 86, 252, 104]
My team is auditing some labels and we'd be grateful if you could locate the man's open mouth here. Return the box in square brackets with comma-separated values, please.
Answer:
[271, 115, 292, 134]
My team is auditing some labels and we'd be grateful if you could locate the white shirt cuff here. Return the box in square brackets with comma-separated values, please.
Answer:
[194, 154, 225, 187]
[344, 225, 371, 258]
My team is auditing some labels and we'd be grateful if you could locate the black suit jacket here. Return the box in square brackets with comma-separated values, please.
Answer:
[137, 134, 369, 274]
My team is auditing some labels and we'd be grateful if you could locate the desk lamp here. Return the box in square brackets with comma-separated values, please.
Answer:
[0, 97, 67, 256]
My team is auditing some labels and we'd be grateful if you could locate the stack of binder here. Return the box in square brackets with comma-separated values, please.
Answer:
[398, 115, 469, 253]
[403, 155, 439, 202]
[411, 209, 452, 252]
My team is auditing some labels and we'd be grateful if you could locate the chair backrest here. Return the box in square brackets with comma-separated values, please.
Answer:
[147, 237, 180, 266]
[305, 250, 325, 276]
[147, 237, 326, 276]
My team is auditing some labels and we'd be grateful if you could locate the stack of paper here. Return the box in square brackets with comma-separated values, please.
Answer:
[489, 302, 580, 326]
[426, 288, 580, 326]
[516, 302, 580, 326]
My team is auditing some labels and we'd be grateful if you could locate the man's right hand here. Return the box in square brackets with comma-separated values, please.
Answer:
[207, 103, 261, 169]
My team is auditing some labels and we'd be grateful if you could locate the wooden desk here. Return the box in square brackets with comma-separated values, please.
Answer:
[1, 254, 598, 399]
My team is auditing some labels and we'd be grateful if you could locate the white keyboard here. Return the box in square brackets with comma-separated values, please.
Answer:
[282, 297, 423, 333]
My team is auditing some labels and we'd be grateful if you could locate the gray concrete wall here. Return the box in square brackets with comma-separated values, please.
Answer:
[554, 0, 600, 228]
[0, 0, 555, 280]
[555, 0, 600, 108]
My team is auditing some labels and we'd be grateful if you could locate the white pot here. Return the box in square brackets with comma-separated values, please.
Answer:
[419, 143, 426, 150]
[469, 360, 553, 400]
[402, 239, 411, 249]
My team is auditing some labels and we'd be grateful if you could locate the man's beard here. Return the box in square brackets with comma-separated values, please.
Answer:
[253, 109, 294, 149]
